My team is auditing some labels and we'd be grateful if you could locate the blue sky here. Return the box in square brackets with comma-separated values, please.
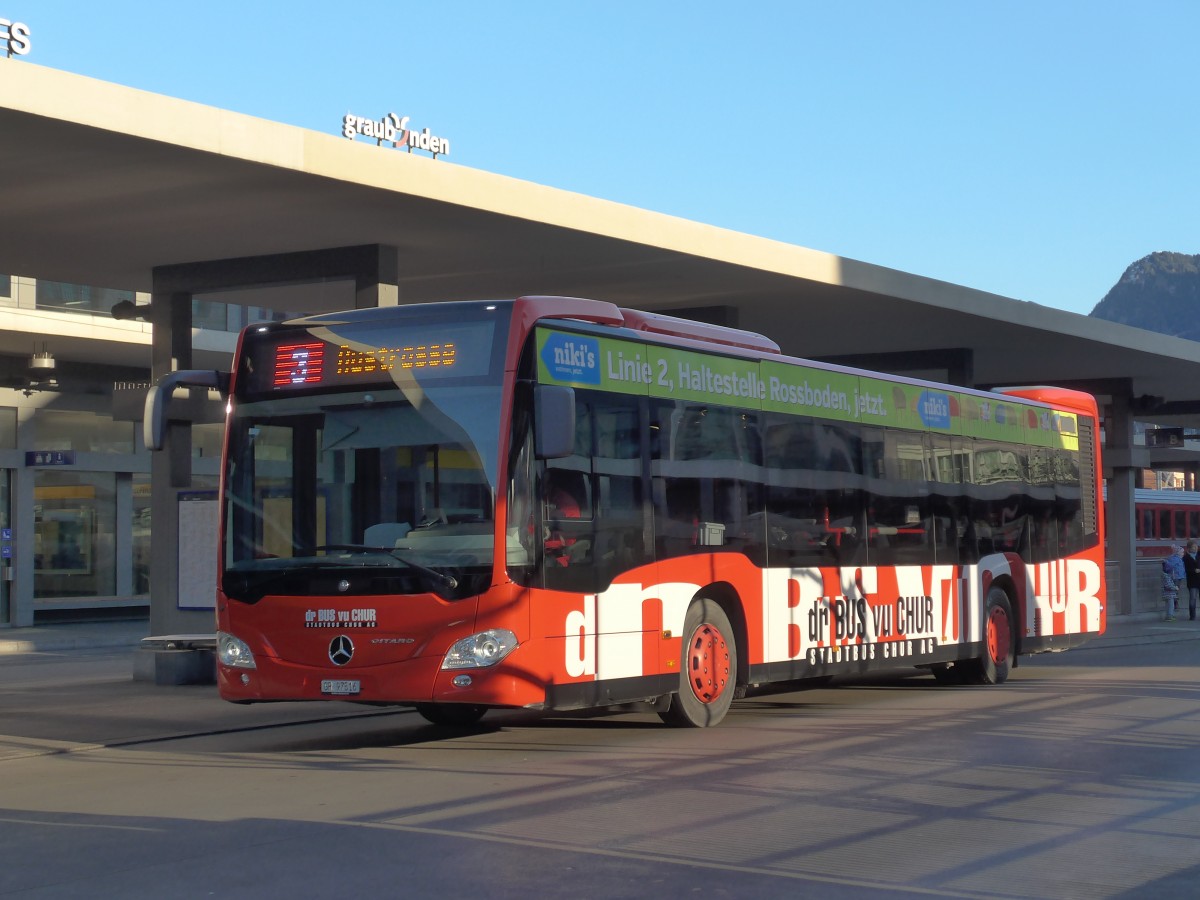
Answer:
[11, 1, 1198, 315]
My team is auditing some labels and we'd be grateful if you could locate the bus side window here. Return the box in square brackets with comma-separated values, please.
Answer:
[592, 398, 650, 581]
[764, 415, 864, 568]
[545, 468, 589, 519]
[541, 393, 595, 589]
[863, 426, 929, 567]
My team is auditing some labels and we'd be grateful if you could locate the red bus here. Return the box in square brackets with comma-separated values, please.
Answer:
[147, 296, 1106, 727]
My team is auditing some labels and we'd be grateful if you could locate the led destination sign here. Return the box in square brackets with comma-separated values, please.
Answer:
[273, 341, 325, 387]
[240, 317, 497, 397]
[272, 340, 458, 387]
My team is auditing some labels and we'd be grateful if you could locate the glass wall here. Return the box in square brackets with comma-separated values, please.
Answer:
[35, 281, 133, 315]
[0, 404, 12, 619]
[0, 470, 9, 623]
[35, 409, 134, 454]
[31, 279, 297, 334]
[193, 297, 295, 334]
[133, 475, 151, 595]
[21, 402, 224, 608]
[33, 470, 117, 599]
[28, 407, 165, 604]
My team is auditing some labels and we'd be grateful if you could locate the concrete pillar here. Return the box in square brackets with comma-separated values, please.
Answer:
[1105, 391, 1144, 616]
[354, 245, 399, 308]
[147, 288, 205, 636]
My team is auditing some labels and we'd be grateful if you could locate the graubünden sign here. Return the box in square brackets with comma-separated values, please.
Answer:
[342, 112, 450, 159]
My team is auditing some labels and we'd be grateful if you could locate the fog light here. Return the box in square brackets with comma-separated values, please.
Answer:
[453, 675, 473, 687]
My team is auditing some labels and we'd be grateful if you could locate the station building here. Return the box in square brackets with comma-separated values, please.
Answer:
[6, 53, 1200, 635]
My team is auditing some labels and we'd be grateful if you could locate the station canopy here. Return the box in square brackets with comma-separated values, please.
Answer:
[3, 57, 1200, 417]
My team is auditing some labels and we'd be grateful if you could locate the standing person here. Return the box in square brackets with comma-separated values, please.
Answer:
[1162, 545, 1185, 621]
[1184, 541, 1200, 621]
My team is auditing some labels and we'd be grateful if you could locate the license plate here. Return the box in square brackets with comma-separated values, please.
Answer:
[321, 679, 361, 696]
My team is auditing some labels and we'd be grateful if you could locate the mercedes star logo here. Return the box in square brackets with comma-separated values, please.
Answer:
[328, 635, 354, 666]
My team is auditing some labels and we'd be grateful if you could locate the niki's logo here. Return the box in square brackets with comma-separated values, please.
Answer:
[328, 635, 354, 666]
[540, 333, 600, 385]
[917, 390, 952, 430]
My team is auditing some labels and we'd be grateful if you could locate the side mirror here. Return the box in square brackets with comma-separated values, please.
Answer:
[534, 384, 576, 459]
[144, 370, 224, 451]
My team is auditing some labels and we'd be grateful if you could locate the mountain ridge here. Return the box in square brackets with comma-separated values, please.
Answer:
[1089, 251, 1200, 340]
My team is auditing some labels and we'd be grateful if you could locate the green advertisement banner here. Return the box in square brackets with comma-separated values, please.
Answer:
[536, 327, 1079, 447]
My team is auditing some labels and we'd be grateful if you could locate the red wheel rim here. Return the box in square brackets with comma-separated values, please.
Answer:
[986, 605, 1010, 665]
[686, 622, 730, 703]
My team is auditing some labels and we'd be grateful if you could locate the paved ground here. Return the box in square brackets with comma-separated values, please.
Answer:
[4, 609, 1196, 758]
[0, 616, 152, 654]
[3, 608, 1199, 900]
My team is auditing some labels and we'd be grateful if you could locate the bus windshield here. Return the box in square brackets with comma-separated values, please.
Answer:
[223, 386, 503, 601]
[221, 303, 512, 602]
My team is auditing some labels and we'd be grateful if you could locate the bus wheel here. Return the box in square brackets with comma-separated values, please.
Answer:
[659, 598, 737, 728]
[968, 588, 1014, 685]
[414, 703, 487, 726]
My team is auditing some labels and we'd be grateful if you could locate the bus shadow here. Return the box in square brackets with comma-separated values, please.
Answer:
[261, 705, 667, 752]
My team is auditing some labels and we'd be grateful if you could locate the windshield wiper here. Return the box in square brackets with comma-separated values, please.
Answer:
[223, 560, 349, 604]
[313, 544, 458, 590]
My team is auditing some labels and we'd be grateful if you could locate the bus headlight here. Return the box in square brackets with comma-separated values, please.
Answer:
[217, 631, 257, 669]
[441, 629, 518, 669]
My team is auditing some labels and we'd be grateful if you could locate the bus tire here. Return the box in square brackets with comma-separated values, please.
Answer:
[967, 587, 1014, 685]
[659, 598, 737, 728]
[414, 703, 487, 726]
